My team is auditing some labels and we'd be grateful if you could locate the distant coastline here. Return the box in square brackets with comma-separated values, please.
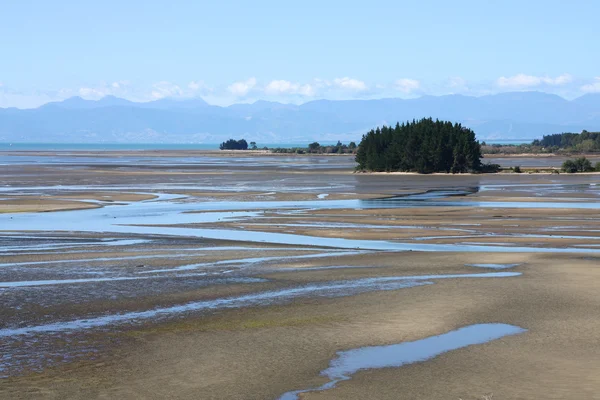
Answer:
[0, 142, 314, 151]
[0, 140, 532, 152]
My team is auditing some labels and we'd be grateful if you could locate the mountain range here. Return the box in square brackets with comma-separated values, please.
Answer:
[1, 92, 600, 143]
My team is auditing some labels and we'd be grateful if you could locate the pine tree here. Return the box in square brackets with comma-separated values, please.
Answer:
[355, 118, 484, 173]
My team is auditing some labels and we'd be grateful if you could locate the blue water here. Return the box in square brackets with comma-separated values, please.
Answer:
[0, 143, 220, 151]
[2, 193, 600, 252]
[0, 273, 519, 337]
[466, 263, 521, 270]
[279, 323, 527, 399]
[0, 142, 339, 151]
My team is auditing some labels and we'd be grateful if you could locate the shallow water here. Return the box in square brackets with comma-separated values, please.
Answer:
[3, 183, 600, 255]
[139, 250, 369, 274]
[279, 323, 527, 399]
[0, 272, 519, 337]
[0, 276, 146, 287]
[0, 154, 354, 170]
[0, 238, 148, 254]
[2, 193, 600, 253]
[466, 263, 521, 270]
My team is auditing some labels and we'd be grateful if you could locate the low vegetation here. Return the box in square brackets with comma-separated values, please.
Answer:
[482, 130, 600, 155]
[534, 130, 600, 152]
[355, 118, 496, 173]
[561, 157, 599, 173]
[219, 138, 357, 154]
[270, 141, 357, 154]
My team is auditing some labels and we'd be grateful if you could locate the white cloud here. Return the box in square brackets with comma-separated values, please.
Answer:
[264, 80, 315, 96]
[496, 73, 573, 88]
[150, 81, 184, 99]
[228, 77, 257, 97]
[78, 87, 106, 99]
[313, 78, 332, 87]
[551, 74, 573, 85]
[74, 81, 132, 100]
[110, 80, 130, 89]
[188, 81, 201, 90]
[6, 73, 600, 109]
[395, 78, 420, 94]
[447, 76, 468, 89]
[333, 77, 367, 91]
[188, 80, 208, 91]
[581, 77, 600, 93]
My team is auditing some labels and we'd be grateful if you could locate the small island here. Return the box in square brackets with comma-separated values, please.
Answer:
[219, 139, 250, 150]
[356, 118, 497, 173]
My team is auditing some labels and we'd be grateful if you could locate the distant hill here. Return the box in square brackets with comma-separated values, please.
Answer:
[1, 92, 599, 143]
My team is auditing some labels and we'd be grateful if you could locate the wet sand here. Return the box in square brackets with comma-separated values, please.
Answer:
[0, 193, 157, 213]
[3, 252, 599, 399]
[1, 151, 600, 399]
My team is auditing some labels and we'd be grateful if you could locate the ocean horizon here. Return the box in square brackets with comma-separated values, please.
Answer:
[0, 140, 532, 151]
[0, 142, 315, 151]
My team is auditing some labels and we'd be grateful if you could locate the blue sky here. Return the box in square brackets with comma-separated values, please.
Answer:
[1, 0, 599, 108]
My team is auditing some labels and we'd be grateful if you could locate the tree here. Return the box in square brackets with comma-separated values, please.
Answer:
[348, 141, 357, 150]
[562, 157, 593, 173]
[575, 157, 594, 172]
[562, 159, 577, 173]
[220, 139, 248, 150]
[355, 118, 485, 173]
[249, 141, 257, 150]
[308, 142, 321, 153]
[536, 130, 600, 153]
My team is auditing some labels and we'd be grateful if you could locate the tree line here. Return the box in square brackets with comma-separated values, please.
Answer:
[561, 157, 600, 173]
[534, 130, 600, 152]
[219, 139, 249, 150]
[355, 118, 495, 173]
[482, 130, 600, 155]
[219, 139, 356, 154]
[271, 141, 357, 154]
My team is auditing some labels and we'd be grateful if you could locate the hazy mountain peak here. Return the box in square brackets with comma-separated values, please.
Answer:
[2, 92, 600, 143]
[144, 97, 209, 109]
[41, 95, 135, 109]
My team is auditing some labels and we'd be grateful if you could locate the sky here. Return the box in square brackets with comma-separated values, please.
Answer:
[1, 0, 599, 108]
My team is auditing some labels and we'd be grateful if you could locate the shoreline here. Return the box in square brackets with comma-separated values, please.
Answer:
[2, 148, 600, 157]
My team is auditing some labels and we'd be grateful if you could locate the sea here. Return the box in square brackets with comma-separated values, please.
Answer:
[0, 143, 316, 151]
[0, 140, 532, 151]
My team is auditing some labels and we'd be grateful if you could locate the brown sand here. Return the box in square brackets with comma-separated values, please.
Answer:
[3, 252, 599, 399]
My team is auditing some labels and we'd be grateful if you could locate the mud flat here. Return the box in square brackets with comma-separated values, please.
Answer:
[1, 151, 600, 399]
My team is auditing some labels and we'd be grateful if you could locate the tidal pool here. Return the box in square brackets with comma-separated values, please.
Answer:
[279, 323, 527, 399]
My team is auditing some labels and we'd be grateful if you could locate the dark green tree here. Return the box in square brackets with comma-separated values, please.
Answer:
[308, 142, 321, 153]
[220, 139, 248, 150]
[562, 159, 578, 173]
[562, 157, 593, 173]
[355, 118, 485, 173]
